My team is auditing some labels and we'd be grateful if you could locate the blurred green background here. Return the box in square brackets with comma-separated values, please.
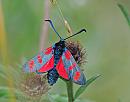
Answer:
[0, 0, 130, 102]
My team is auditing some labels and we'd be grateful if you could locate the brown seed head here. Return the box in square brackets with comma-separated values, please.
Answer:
[21, 74, 50, 97]
[65, 41, 87, 67]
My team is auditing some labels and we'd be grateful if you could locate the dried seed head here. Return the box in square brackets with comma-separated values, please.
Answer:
[50, 0, 57, 5]
[64, 20, 73, 35]
[21, 74, 50, 97]
[65, 41, 87, 66]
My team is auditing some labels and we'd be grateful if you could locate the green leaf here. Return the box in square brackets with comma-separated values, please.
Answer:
[118, 3, 130, 26]
[74, 74, 101, 100]
[0, 87, 11, 98]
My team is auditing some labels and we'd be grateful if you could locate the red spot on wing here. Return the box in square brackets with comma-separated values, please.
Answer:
[45, 47, 53, 55]
[65, 50, 71, 60]
[68, 63, 77, 71]
[37, 55, 41, 59]
[29, 60, 34, 69]
[74, 71, 81, 81]
[56, 58, 69, 80]
[37, 55, 42, 64]
[38, 56, 54, 72]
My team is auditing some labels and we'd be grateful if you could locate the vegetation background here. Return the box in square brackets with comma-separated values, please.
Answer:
[0, 0, 130, 102]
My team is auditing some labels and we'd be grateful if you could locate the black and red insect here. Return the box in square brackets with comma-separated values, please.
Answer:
[23, 20, 87, 85]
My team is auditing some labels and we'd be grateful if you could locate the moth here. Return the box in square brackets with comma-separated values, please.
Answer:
[23, 20, 86, 85]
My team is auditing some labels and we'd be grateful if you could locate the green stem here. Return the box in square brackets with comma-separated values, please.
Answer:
[66, 80, 74, 102]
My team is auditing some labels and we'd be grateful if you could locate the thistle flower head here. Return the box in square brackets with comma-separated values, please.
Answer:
[65, 41, 87, 66]
[21, 73, 50, 97]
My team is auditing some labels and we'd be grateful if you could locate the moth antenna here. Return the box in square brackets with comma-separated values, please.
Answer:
[45, 20, 63, 40]
[64, 29, 86, 40]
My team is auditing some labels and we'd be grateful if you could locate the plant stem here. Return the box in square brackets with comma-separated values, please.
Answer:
[66, 80, 74, 102]
[39, 0, 50, 50]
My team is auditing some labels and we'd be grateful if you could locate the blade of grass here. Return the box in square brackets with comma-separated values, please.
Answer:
[0, 87, 16, 98]
[0, 72, 7, 80]
[0, 65, 7, 79]
[118, 3, 130, 26]
[0, 87, 31, 102]
[74, 74, 101, 100]
[0, 2, 16, 102]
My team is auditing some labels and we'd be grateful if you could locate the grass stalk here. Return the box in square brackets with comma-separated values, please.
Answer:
[0, 1, 16, 102]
